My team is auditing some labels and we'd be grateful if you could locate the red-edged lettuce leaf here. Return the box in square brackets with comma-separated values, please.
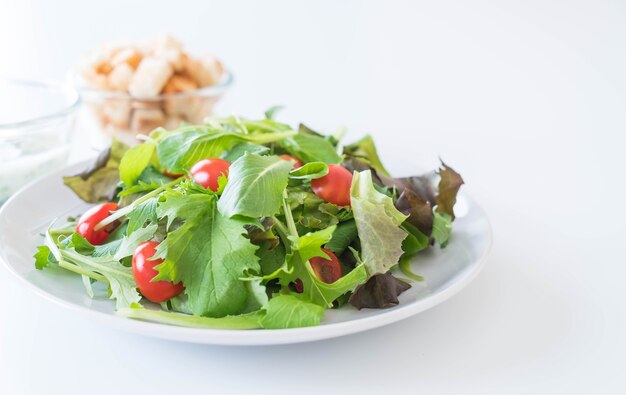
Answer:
[348, 273, 411, 309]
[435, 161, 464, 220]
[63, 140, 129, 203]
[395, 187, 433, 236]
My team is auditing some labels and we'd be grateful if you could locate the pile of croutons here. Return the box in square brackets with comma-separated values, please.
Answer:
[77, 34, 226, 137]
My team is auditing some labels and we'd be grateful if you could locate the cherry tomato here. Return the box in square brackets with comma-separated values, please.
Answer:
[190, 158, 231, 191]
[280, 154, 303, 169]
[294, 248, 343, 292]
[310, 164, 353, 206]
[76, 202, 118, 245]
[310, 248, 343, 284]
[132, 241, 184, 303]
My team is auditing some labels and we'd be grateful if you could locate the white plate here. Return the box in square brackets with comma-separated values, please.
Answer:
[0, 162, 492, 346]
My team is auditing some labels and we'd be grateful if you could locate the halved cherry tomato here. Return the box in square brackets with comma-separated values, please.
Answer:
[132, 241, 184, 303]
[310, 248, 343, 284]
[310, 164, 353, 206]
[190, 158, 231, 191]
[76, 202, 118, 245]
[294, 248, 343, 292]
[280, 154, 303, 169]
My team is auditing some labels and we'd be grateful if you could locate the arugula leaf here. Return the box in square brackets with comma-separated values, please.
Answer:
[344, 135, 391, 176]
[218, 153, 292, 219]
[50, 236, 141, 309]
[34, 246, 56, 270]
[432, 210, 453, 248]
[126, 198, 159, 234]
[157, 125, 296, 173]
[119, 142, 156, 187]
[221, 142, 270, 162]
[349, 273, 411, 310]
[113, 224, 158, 260]
[351, 170, 408, 275]
[63, 139, 129, 203]
[289, 162, 328, 180]
[266, 227, 368, 307]
[436, 162, 464, 220]
[259, 294, 325, 329]
[154, 193, 260, 317]
[280, 133, 341, 164]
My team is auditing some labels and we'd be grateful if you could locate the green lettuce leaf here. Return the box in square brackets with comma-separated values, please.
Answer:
[154, 193, 260, 317]
[350, 170, 408, 275]
[288, 162, 328, 180]
[119, 142, 156, 187]
[259, 294, 325, 329]
[280, 132, 341, 164]
[218, 153, 292, 219]
[221, 142, 270, 162]
[432, 210, 453, 248]
[157, 125, 295, 173]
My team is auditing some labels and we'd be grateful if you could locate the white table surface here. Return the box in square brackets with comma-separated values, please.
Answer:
[1, 1, 625, 394]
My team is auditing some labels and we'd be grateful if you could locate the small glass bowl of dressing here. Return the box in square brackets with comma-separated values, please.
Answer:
[0, 79, 79, 203]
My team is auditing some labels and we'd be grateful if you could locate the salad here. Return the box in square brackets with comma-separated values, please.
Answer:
[33, 110, 464, 330]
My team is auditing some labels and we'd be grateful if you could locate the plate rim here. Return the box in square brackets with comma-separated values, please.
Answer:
[0, 160, 492, 346]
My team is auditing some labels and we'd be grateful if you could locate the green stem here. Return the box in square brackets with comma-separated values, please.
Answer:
[117, 308, 263, 330]
[95, 176, 183, 230]
[58, 259, 108, 283]
[281, 189, 298, 237]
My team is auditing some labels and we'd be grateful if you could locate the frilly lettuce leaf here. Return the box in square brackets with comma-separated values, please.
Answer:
[350, 170, 408, 276]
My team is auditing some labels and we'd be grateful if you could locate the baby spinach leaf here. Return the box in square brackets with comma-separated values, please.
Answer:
[154, 193, 260, 317]
[325, 220, 358, 255]
[259, 294, 325, 329]
[218, 153, 292, 219]
[351, 170, 408, 276]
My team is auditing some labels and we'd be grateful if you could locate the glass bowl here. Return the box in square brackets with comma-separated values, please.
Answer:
[76, 70, 233, 144]
[0, 79, 79, 203]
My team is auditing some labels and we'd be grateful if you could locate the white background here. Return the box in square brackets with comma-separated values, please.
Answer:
[1, 0, 625, 394]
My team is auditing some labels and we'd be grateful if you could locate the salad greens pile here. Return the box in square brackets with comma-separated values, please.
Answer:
[34, 112, 463, 330]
